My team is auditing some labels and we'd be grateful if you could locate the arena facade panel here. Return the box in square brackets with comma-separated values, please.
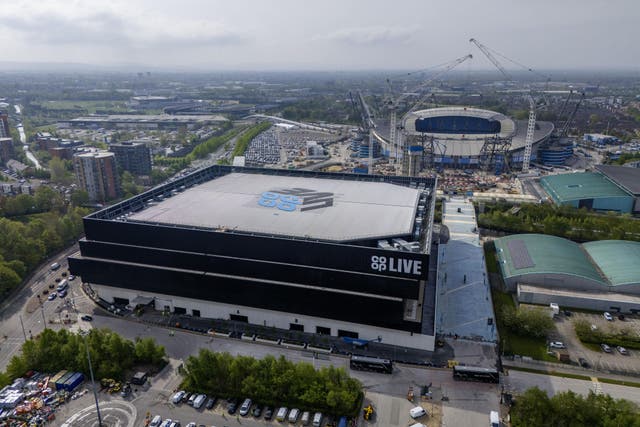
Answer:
[69, 166, 437, 350]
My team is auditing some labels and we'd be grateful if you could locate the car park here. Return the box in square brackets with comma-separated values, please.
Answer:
[617, 346, 629, 355]
[239, 398, 252, 416]
[549, 341, 566, 349]
[604, 312, 613, 321]
[601, 343, 612, 353]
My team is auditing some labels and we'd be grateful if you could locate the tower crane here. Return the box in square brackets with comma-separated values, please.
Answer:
[469, 38, 540, 172]
[386, 54, 473, 173]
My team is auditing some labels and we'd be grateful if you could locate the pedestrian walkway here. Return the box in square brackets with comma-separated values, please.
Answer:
[435, 197, 497, 342]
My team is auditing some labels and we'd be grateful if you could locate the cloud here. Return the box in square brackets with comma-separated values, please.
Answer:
[0, 9, 248, 48]
[316, 26, 418, 46]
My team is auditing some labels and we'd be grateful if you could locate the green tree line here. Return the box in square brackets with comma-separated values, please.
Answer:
[511, 387, 640, 427]
[182, 350, 362, 417]
[477, 202, 640, 242]
[0, 186, 89, 298]
[231, 121, 272, 158]
[0, 328, 166, 387]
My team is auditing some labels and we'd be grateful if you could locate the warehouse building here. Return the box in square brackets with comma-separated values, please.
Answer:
[540, 171, 635, 213]
[495, 234, 640, 313]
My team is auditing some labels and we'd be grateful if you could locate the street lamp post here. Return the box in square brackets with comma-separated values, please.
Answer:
[80, 330, 103, 426]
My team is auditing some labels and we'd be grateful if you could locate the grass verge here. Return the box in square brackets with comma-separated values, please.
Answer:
[506, 365, 640, 388]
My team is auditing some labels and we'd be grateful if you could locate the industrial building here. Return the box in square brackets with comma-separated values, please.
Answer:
[109, 141, 152, 176]
[69, 166, 438, 350]
[540, 167, 638, 214]
[73, 151, 120, 202]
[495, 234, 640, 313]
[62, 114, 227, 130]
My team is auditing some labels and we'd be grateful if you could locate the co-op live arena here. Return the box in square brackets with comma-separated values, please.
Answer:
[69, 166, 438, 350]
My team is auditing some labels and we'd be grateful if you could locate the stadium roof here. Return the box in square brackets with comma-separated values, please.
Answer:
[540, 172, 631, 203]
[583, 240, 640, 287]
[402, 107, 553, 157]
[128, 172, 420, 242]
[494, 234, 606, 285]
[595, 165, 640, 195]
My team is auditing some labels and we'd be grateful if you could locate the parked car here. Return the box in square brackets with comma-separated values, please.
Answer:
[563, 310, 572, 317]
[578, 358, 590, 368]
[617, 346, 629, 355]
[57, 289, 67, 298]
[591, 324, 598, 331]
[301, 411, 311, 425]
[239, 398, 252, 416]
[181, 392, 192, 404]
[168, 421, 180, 427]
[68, 275, 76, 281]
[47, 293, 57, 301]
[549, 341, 566, 349]
[618, 314, 626, 321]
[288, 408, 300, 423]
[171, 391, 185, 404]
[205, 397, 217, 410]
[263, 406, 274, 420]
[187, 394, 197, 406]
[601, 343, 612, 353]
[185, 423, 196, 427]
[81, 315, 93, 321]
[50, 262, 61, 271]
[159, 419, 172, 427]
[227, 399, 239, 414]
[604, 312, 614, 321]
[252, 404, 263, 417]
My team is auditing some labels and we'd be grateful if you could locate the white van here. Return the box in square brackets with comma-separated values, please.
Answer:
[288, 408, 300, 423]
[50, 262, 61, 271]
[312, 412, 323, 427]
[276, 407, 288, 422]
[193, 394, 207, 409]
[490, 410, 500, 427]
[410, 406, 427, 419]
[149, 415, 162, 427]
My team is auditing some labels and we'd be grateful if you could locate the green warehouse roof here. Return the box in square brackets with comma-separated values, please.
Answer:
[494, 234, 606, 285]
[540, 172, 630, 204]
[583, 240, 640, 287]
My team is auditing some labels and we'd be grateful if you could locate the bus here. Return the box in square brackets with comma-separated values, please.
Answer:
[452, 365, 499, 383]
[349, 355, 393, 374]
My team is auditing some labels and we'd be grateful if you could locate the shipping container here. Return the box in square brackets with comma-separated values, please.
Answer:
[49, 370, 68, 386]
[55, 371, 75, 390]
[62, 372, 84, 392]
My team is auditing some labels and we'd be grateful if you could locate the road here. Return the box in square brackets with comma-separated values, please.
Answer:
[13, 104, 42, 169]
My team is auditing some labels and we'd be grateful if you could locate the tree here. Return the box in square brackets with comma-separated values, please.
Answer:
[511, 387, 552, 427]
[70, 189, 90, 207]
[49, 157, 72, 185]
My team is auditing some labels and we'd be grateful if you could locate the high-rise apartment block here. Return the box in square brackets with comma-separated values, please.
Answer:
[109, 141, 152, 175]
[73, 151, 120, 202]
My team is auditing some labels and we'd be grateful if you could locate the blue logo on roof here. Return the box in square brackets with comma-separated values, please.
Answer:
[258, 187, 334, 213]
[258, 192, 302, 212]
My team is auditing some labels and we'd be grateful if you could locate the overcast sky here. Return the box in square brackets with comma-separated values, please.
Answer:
[0, 0, 637, 71]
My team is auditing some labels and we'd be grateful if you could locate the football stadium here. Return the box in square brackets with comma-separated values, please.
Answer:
[69, 166, 438, 350]
[399, 106, 554, 169]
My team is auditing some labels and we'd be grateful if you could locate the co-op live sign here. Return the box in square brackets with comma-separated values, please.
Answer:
[371, 255, 423, 276]
[258, 187, 334, 212]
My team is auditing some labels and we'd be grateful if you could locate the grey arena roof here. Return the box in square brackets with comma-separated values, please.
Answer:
[595, 165, 640, 195]
[401, 107, 554, 157]
[128, 172, 420, 242]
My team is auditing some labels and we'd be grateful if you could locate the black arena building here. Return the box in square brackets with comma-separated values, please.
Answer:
[69, 166, 437, 350]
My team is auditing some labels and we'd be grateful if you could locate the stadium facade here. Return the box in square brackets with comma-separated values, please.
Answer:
[69, 166, 438, 350]
[396, 107, 554, 170]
